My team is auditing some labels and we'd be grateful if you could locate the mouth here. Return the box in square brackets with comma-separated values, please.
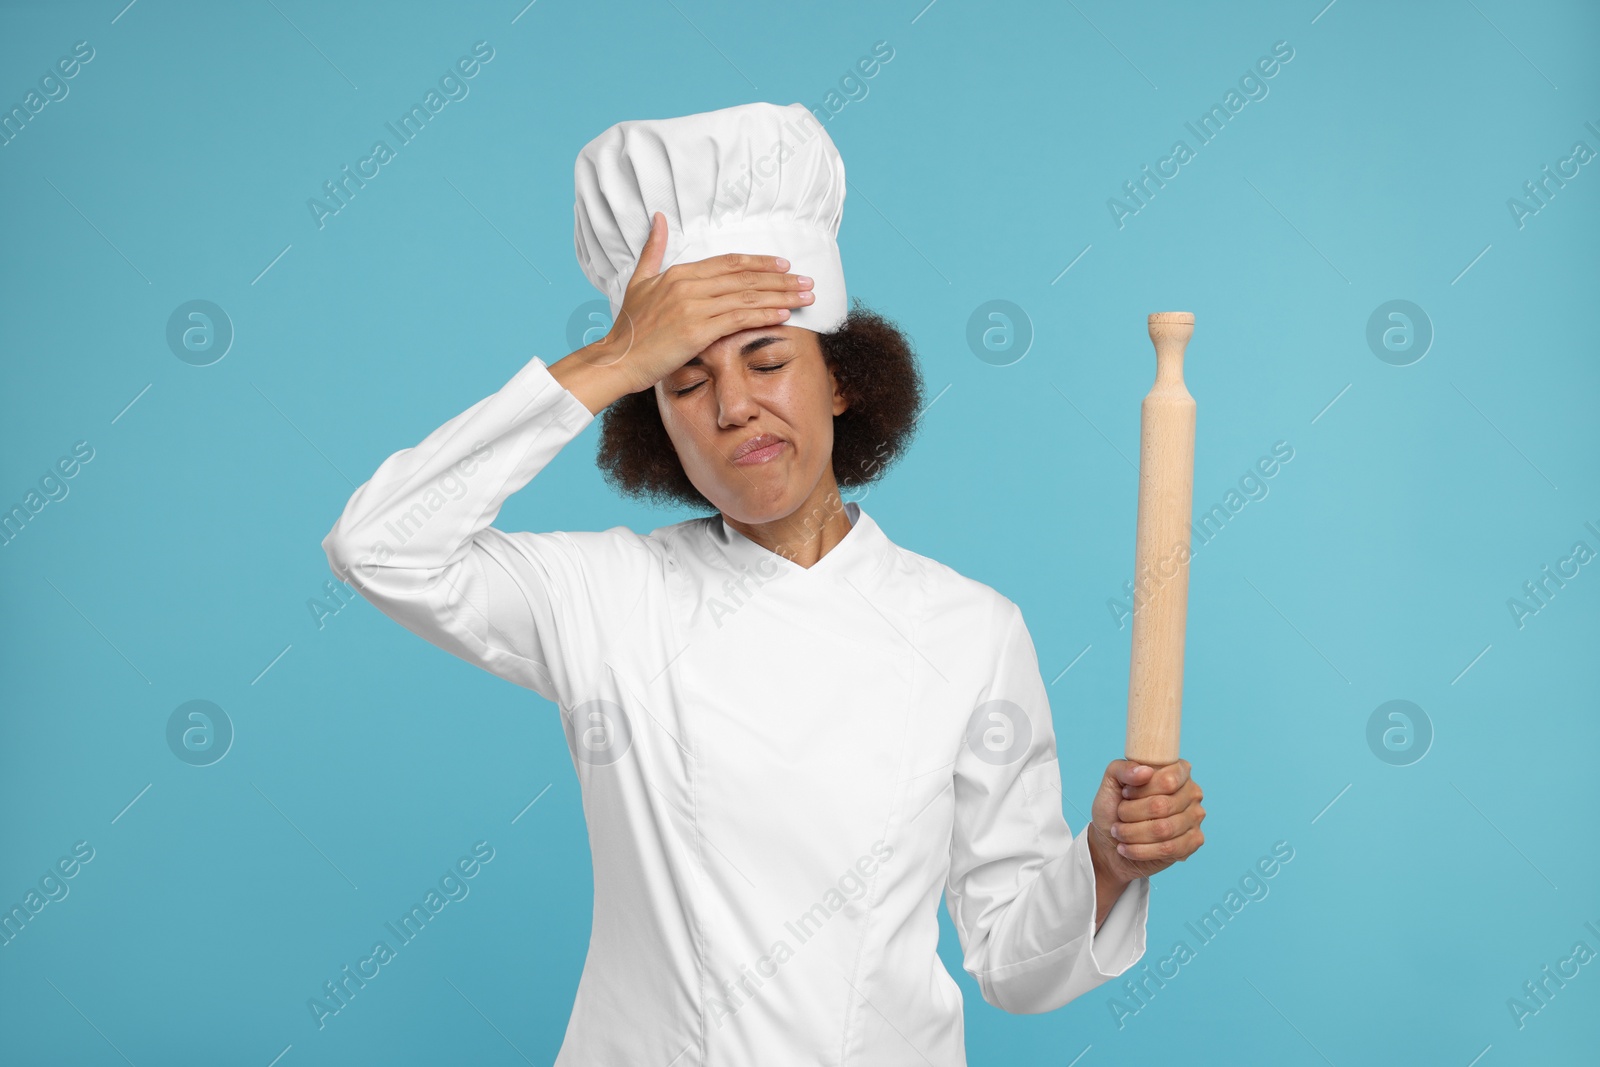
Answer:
[732, 433, 787, 465]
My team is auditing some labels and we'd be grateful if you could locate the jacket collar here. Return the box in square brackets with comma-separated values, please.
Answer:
[710, 500, 891, 588]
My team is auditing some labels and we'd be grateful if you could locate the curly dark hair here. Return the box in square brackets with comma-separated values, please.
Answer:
[595, 299, 925, 512]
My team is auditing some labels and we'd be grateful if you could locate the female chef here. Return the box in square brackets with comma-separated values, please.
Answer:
[323, 101, 1204, 1064]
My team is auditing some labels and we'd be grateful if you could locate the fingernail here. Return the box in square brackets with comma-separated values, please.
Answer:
[1121, 787, 1132, 798]
[775, 257, 790, 269]
[1116, 844, 1128, 856]
[1110, 824, 1121, 840]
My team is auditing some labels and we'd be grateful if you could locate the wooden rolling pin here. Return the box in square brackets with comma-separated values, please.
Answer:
[1125, 312, 1196, 767]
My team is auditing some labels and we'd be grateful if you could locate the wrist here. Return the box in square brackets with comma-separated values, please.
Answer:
[1087, 823, 1132, 888]
[1087, 823, 1133, 929]
[549, 344, 639, 415]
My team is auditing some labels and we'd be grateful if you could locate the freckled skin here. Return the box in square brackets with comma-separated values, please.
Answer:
[654, 324, 852, 567]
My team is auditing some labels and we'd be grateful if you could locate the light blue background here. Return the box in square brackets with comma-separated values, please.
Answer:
[2, 1, 1596, 1064]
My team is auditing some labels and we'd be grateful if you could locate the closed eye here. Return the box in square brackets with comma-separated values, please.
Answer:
[671, 362, 788, 397]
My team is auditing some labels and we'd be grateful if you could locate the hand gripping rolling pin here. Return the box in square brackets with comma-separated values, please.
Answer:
[1125, 312, 1196, 768]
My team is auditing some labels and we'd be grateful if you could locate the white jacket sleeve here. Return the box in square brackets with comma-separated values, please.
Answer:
[945, 598, 1150, 1013]
[320, 354, 648, 708]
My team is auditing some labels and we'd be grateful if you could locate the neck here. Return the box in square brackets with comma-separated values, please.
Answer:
[722, 477, 855, 570]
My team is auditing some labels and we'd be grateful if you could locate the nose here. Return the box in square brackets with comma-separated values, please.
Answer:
[713, 372, 761, 428]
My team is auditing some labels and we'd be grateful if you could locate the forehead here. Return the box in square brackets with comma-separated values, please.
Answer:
[681, 326, 817, 366]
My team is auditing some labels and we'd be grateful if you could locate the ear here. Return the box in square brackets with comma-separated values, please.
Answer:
[817, 337, 849, 417]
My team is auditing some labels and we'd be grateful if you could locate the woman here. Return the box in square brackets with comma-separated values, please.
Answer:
[323, 102, 1203, 1064]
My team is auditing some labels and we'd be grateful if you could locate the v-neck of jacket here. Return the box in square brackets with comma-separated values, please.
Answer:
[713, 501, 885, 585]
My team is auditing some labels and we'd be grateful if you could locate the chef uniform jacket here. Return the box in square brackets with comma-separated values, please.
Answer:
[321, 353, 1151, 1065]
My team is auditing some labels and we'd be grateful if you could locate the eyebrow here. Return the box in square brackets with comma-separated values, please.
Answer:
[679, 334, 789, 368]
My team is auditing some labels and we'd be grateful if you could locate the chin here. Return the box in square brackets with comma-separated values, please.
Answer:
[706, 477, 809, 525]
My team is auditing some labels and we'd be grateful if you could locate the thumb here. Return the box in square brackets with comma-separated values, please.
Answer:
[1106, 759, 1154, 793]
[629, 210, 668, 282]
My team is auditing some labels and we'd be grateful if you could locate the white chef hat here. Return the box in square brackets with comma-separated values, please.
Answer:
[573, 101, 848, 334]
